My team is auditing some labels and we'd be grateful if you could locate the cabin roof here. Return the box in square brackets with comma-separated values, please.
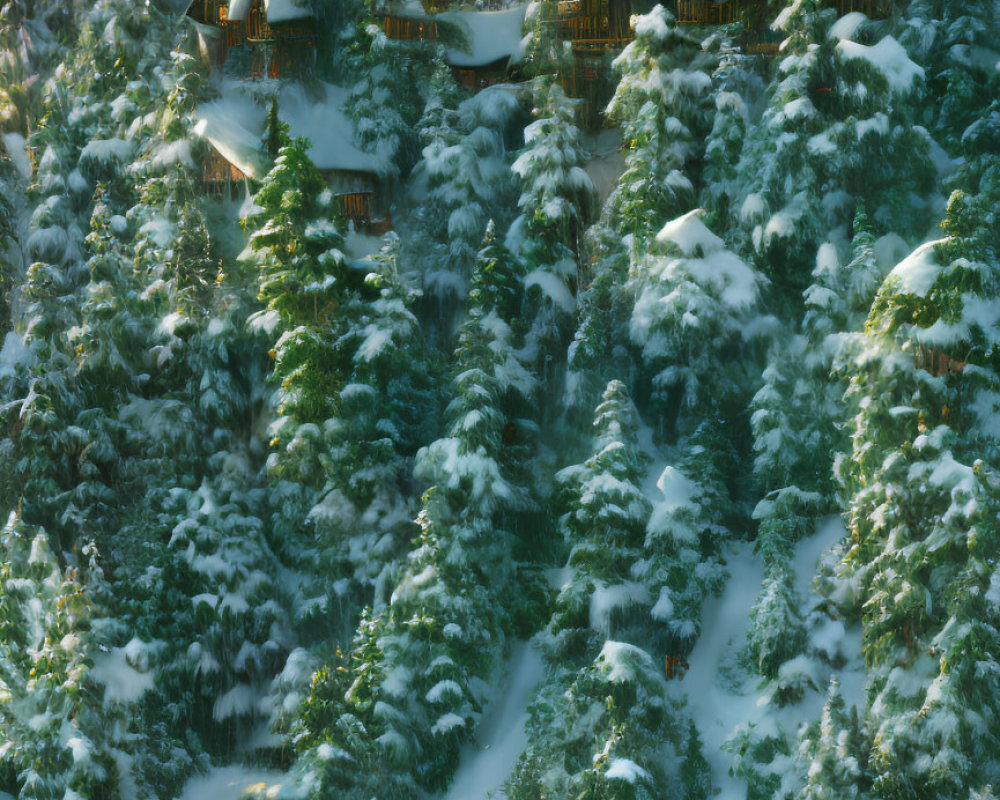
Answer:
[379, 3, 527, 67]
[439, 6, 528, 67]
[194, 82, 388, 180]
[226, 0, 312, 24]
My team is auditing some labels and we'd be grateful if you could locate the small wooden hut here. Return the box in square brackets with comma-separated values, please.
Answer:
[185, 0, 316, 76]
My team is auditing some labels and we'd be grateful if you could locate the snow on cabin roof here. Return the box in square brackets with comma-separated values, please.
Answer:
[193, 98, 268, 179]
[281, 84, 387, 174]
[226, 0, 252, 22]
[225, 0, 310, 24]
[439, 6, 528, 67]
[194, 82, 388, 180]
[264, 0, 312, 23]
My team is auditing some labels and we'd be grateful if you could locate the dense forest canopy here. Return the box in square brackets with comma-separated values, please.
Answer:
[0, 0, 998, 798]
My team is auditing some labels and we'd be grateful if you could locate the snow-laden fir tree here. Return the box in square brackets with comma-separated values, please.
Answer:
[406, 84, 520, 306]
[744, 208, 898, 681]
[796, 678, 869, 800]
[835, 189, 1000, 799]
[629, 209, 767, 440]
[604, 4, 713, 253]
[735, 0, 934, 309]
[700, 50, 765, 231]
[346, 24, 445, 182]
[507, 77, 596, 386]
[294, 260, 534, 798]
[510, 380, 711, 800]
[896, 0, 1000, 150]
[551, 379, 651, 663]
[0, 517, 120, 799]
[518, 0, 574, 80]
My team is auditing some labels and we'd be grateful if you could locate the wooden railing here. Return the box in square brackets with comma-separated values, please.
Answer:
[554, 14, 632, 49]
[742, 39, 780, 54]
[676, 0, 737, 24]
[243, 5, 314, 41]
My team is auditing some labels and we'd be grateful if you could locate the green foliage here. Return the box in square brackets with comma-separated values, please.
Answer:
[605, 6, 712, 251]
[0, 516, 119, 800]
[629, 210, 766, 440]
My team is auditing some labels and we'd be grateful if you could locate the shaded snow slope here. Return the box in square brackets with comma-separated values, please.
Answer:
[684, 518, 864, 799]
[685, 541, 763, 799]
[441, 640, 546, 800]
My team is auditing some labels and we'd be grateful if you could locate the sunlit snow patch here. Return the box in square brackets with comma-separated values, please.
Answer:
[177, 766, 297, 800]
[885, 238, 945, 296]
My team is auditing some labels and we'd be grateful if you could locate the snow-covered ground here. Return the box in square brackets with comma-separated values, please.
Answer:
[176, 766, 295, 800]
[685, 540, 763, 799]
[684, 517, 864, 799]
[441, 640, 546, 800]
[582, 128, 626, 204]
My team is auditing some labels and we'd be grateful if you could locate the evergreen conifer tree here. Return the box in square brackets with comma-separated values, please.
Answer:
[605, 6, 712, 252]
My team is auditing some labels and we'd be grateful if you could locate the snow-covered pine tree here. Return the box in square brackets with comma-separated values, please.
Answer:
[562, 257, 634, 428]
[346, 23, 443, 182]
[508, 77, 596, 389]
[511, 380, 710, 800]
[518, 0, 574, 80]
[700, 50, 765, 231]
[735, 0, 934, 311]
[406, 84, 520, 308]
[312, 236, 432, 609]
[550, 379, 651, 662]
[604, 5, 713, 253]
[295, 257, 534, 797]
[0, 516, 120, 799]
[835, 189, 1000, 799]
[796, 678, 868, 800]
[897, 0, 1000, 151]
[629, 208, 767, 440]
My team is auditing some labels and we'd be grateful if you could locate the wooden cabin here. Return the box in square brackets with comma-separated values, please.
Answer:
[320, 166, 390, 234]
[227, 0, 316, 42]
[559, 53, 604, 96]
[337, 191, 372, 231]
[381, 15, 440, 40]
[338, 194, 393, 235]
[551, 0, 633, 50]
[538, 0, 632, 125]
[201, 147, 252, 201]
[834, 0, 890, 18]
[186, 0, 316, 77]
[390, 5, 528, 93]
[676, 0, 737, 25]
[916, 345, 966, 379]
[451, 58, 509, 92]
[187, 0, 227, 26]
[559, 50, 619, 130]
[186, 0, 240, 68]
